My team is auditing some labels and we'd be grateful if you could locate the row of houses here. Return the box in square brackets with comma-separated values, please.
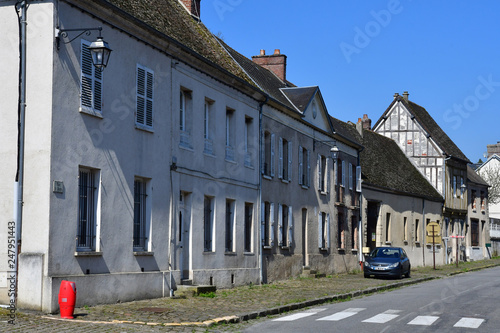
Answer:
[0, 0, 490, 312]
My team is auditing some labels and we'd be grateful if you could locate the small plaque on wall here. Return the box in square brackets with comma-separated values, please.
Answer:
[53, 180, 64, 193]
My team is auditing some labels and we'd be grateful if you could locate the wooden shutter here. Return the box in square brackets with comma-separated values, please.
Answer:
[342, 160, 346, 186]
[307, 150, 311, 186]
[81, 40, 102, 112]
[349, 163, 353, 190]
[326, 213, 331, 249]
[317, 154, 321, 189]
[261, 201, 265, 244]
[356, 166, 362, 192]
[318, 213, 323, 249]
[270, 203, 275, 246]
[136, 65, 154, 127]
[326, 157, 331, 193]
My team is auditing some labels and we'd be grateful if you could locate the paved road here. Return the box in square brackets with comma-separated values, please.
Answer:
[245, 266, 500, 333]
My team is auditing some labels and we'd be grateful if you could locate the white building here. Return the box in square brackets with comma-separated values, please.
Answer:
[0, 0, 263, 312]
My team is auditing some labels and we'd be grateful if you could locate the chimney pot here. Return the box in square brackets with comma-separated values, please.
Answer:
[393, 93, 399, 100]
[361, 114, 372, 130]
[274, 49, 280, 55]
[252, 49, 287, 81]
[403, 91, 409, 101]
[260, 49, 265, 56]
[180, 0, 201, 17]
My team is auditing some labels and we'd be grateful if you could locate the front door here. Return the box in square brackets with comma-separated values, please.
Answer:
[179, 193, 191, 280]
[367, 201, 379, 250]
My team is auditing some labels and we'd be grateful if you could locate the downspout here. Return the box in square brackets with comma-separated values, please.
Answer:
[422, 198, 425, 266]
[13, 0, 27, 307]
[258, 95, 268, 284]
[357, 150, 363, 265]
[443, 155, 452, 264]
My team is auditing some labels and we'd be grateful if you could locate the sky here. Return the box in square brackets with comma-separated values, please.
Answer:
[201, 0, 500, 164]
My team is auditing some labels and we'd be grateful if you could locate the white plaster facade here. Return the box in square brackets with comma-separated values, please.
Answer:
[0, 0, 262, 312]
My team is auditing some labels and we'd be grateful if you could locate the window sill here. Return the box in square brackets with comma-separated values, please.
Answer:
[351, 249, 358, 254]
[203, 251, 215, 255]
[280, 246, 290, 251]
[79, 107, 103, 119]
[179, 143, 194, 151]
[245, 164, 254, 170]
[224, 251, 237, 256]
[244, 252, 255, 256]
[281, 179, 289, 184]
[384, 241, 392, 245]
[135, 123, 154, 133]
[320, 191, 328, 196]
[74, 251, 103, 257]
[262, 175, 273, 180]
[203, 151, 216, 158]
[133, 251, 154, 256]
[225, 158, 237, 164]
[262, 245, 273, 250]
[319, 247, 329, 252]
[301, 185, 309, 190]
[403, 240, 409, 245]
[415, 241, 422, 247]
[337, 248, 346, 252]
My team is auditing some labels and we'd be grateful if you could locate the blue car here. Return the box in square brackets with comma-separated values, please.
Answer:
[364, 247, 411, 279]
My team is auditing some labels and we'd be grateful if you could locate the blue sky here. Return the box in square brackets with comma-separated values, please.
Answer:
[201, 0, 499, 163]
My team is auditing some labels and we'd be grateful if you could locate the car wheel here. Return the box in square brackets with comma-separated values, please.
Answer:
[405, 266, 411, 278]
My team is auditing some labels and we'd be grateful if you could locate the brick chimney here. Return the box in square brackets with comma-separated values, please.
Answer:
[252, 49, 287, 82]
[403, 91, 409, 101]
[180, 0, 201, 17]
[487, 142, 500, 158]
[361, 114, 371, 130]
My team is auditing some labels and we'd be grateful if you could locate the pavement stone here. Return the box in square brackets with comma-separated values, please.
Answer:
[2, 258, 500, 332]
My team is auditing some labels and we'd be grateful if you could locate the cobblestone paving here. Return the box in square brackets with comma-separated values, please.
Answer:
[2, 258, 500, 332]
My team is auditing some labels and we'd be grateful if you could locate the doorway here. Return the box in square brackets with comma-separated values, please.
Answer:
[367, 201, 380, 250]
[302, 208, 308, 267]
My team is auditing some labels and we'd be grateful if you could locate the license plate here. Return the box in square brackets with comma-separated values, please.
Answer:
[375, 267, 386, 270]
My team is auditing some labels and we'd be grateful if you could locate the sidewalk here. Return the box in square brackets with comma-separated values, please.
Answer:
[2, 258, 500, 332]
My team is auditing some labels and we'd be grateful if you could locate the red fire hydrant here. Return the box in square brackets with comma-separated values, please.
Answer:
[58, 280, 76, 319]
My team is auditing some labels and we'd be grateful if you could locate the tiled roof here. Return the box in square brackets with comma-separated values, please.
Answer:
[329, 117, 362, 148]
[349, 125, 443, 201]
[281, 87, 318, 112]
[467, 165, 489, 186]
[217, 39, 297, 109]
[105, 0, 252, 83]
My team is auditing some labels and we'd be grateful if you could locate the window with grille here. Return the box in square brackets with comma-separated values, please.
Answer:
[244, 203, 253, 252]
[136, 65, 154, 128]
[261, 201, 274, 247]
[77, 168, 98, 251]
[225, 199, 234, 252]
[204, 196, 214, 252]
[81, 40, 102, 113]
[133, 178, 149, 251]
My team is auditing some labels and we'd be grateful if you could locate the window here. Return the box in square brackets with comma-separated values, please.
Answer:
[204, 99, 214, 155]
[348, 162, 353, 190]
[225, 199, 235, 252]
[225, 109, 235, 161]
[244, 117, 254, 167]
[179, 89, 192, 148]
[386, 213, 391, 243]
[298, 145, 310, 187]
[204, 196, 214, 252]
[403, 217, 408, 241]
[415, 219, 420, 242]
[81, 40, 102, 114]
[244, 203, 253, 252]
[481, 191, 486, 210]
[279, 138, 292, 181]
[337, 213, 345, 249]
[471, 220, 479, 246]
[459, 177, 464, 198]
[472, 190, 477, 210]
[356, 166, 362, 192]
[136, 65, 154, 128]
[453, 176, 457, 198]
[317, 154, 330, 193]
[134, 178, 150, 251]
[318, 212, 330, 249]
[261, 202, 274, 247]
[337, 159, 344, 202]
[278, 204, 293, 247]
[351, 216, 358, 250]
[263, 131, 274, 177]
[77, 168, 99, 251]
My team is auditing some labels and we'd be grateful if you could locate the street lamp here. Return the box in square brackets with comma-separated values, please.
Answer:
[330, 143, 339, 160]
[56, 27, 113, 71]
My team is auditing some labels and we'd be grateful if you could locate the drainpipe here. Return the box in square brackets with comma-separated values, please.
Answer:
[422, 198, 425, 266]
[12, 0, 27, 307]
[443, 155, 452, 264]
[258, 95, 268, 285]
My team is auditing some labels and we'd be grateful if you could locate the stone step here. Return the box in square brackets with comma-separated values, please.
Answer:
[181, 279, 193, 285]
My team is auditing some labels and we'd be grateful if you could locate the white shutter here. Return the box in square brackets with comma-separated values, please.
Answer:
[278, 204, 283, 246]
[288, 206, 293, 247]
[317, 154, 321, 190]
[261, 131, 265, 174]
[81, 40, 102, 112]
[307, 150, 311, 187]
[298, 146, 303, 185]
[318, 213, 323, 249]
[356, 166, 362, 192]
[270, 203, 275, 246]
[326, 157, 331, 193]
[136, 65, 154, 127]
[288, 141, 292, 182]
[326, 213, 331, 249]
[278, 137, 283, 179]
[270, 134, 275, 177]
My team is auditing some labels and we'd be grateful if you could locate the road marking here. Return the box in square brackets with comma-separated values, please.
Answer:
[453, 317, 484, 328]
[273, 312, 317, 322]
[273, 308, 326, 322]
[363, 310, 402, 323]
[407, 315, 439, 326]
[317, 308, 366, 321]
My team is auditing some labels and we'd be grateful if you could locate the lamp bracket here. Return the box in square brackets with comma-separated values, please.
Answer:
[56, 26, 102, 49]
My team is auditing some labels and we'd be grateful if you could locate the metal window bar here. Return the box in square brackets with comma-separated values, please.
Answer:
[133, 180, 147, 250]
[204, 197, 212, 251]
[77, 170, 96, 250]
